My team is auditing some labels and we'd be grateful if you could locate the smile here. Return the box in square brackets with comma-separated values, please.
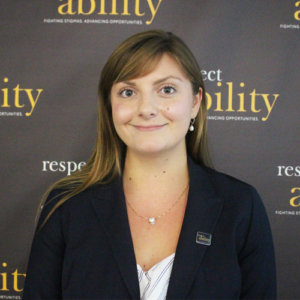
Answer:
[131, 124, 167, 132]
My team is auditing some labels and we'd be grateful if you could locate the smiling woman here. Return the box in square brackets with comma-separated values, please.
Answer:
[22, 30, 276, 300]
[110, 54, 201, 155]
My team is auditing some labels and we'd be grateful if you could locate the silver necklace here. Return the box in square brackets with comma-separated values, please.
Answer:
[126, 183, 189, 225]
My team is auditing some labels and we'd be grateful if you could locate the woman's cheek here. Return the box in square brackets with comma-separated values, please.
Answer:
[162, 100, 191, 120]
[112, 102, 134, 124]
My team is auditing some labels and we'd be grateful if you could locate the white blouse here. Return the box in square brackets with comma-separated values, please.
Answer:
[137, 253, 175, 300]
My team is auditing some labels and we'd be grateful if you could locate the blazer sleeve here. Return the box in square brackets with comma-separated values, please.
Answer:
[22, 191, 65, 300]
[239, 187, 277, 299]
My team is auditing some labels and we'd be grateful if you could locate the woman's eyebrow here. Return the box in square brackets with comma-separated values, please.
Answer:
[120, 80, 136, 87]
[118, 76, 183, 87]
[153, 76, 183, 85]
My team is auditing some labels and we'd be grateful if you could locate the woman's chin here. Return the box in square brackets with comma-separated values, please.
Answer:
[129, 144, 170, 156]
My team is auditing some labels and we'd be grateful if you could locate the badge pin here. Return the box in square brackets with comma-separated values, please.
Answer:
[196, 231, 212, 246]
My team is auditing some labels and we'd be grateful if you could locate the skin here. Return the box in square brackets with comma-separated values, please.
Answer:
[111, 54, 201, 156]
[110, 54, 202, 271]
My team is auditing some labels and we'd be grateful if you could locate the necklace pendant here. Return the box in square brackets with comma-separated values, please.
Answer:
[148, 217, 156, 225]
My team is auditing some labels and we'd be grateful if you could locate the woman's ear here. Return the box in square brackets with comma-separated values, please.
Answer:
[191, 88, 202, 118]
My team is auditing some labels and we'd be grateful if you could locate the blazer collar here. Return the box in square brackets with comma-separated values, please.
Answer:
[90, 156, 224, 300]
[90, 178, 140, 299]
[166, 156, 224, 299]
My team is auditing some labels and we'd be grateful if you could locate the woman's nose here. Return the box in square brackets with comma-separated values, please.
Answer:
[138, 93, 158, 119]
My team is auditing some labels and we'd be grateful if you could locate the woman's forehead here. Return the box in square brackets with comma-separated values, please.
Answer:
[115, 53, 188, 84]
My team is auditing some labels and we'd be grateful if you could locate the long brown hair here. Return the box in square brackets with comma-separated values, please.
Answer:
[38, 30, 211, 227]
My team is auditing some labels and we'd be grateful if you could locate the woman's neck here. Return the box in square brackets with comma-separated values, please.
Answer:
[123, 148, 189, 193]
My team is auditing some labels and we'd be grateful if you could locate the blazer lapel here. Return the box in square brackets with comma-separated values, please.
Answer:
[167, 158, 224, 299]
[90, 178, 140, 299]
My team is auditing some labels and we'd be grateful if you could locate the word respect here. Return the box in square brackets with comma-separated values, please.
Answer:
[42, 160, 86, 176]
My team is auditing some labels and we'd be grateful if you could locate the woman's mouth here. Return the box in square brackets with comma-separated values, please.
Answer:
[131, 124, 167, 131]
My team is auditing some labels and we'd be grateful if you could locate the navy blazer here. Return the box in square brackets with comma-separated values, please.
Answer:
[23, 157, 276, 299]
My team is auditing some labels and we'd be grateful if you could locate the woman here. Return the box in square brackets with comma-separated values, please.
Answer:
[23, 30, 276, 299]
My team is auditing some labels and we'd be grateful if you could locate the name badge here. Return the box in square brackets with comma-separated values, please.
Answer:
[196, 232, 212, 246]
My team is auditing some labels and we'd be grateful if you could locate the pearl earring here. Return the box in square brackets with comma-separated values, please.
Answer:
[189, 118, 195, 131]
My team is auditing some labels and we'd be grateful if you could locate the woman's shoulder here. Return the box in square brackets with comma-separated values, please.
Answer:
[204, 166, 256, 193]
[191, 161, 264, 212]
[189, 156, 257, 195]
[194, 164, 271, 231]
[38, 181, 115, 226]
[43, 182, 112, 209]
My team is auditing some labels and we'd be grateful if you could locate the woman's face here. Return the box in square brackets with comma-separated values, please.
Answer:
[110, 53, 201, 156]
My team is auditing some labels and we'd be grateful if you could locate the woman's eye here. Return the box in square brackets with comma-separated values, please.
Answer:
[120, 89, 134, 98]
[161, 86, 176, 95]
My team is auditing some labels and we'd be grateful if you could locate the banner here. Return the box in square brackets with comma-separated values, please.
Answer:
[1, 1, 299, 298]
